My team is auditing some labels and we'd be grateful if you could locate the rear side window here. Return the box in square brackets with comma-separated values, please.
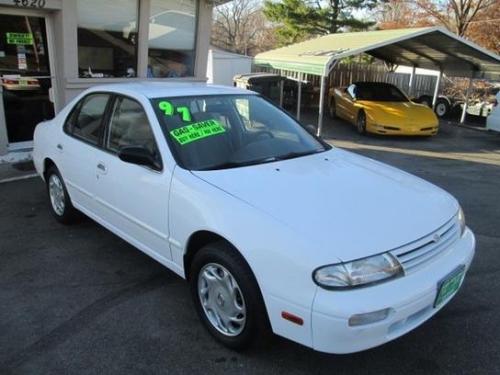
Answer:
[65, 94, 110, 145]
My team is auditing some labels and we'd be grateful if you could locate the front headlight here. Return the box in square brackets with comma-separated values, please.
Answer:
[313, 253, 403, 290]
[458, 206, 466, 236]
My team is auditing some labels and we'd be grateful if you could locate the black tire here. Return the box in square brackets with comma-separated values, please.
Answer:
[418, 95, 432, 108]
[45, 166, 79, 224]
[328, 98, 337, 118]
[434, 98, 450, 118]
[189, 241, 271, 350]
[356, 110, 367, 135]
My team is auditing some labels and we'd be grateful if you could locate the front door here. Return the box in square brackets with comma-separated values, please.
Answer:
[94, 95, 172, 262]
[0, 13, 54, 151]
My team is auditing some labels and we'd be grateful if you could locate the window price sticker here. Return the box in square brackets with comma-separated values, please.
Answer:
[170, 119, 226, 145]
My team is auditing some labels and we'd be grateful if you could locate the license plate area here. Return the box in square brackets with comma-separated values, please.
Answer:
[434, 265, 465, 308]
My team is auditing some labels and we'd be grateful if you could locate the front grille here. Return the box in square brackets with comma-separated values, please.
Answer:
[391, 217, 459, 274]
[383, 126, 400, 131]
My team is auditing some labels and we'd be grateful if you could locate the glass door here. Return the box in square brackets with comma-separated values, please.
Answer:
[0, 14, 54, 149]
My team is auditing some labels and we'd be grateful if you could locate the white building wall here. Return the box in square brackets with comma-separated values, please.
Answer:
[206, 49, 252, 86]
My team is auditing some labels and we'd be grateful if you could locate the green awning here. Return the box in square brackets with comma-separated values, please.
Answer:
[254, 27, 500, 79]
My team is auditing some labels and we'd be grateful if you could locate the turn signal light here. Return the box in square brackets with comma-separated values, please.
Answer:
[281, 311, 304, 326]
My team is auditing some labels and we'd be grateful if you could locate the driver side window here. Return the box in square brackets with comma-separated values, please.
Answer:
[106, 97, 160, 163]
[347, 84, 356, 99]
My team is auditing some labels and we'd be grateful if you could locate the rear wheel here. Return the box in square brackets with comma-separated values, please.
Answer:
[418, 95, 432, 108]
[46, 166, 79, 224]
[356, 110, 367, 135]
[434, 99, 450, 117]
[190, 241, 271, 350]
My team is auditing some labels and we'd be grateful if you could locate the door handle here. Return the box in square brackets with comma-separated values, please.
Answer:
[56, 143, 63, 151]
[97, 162, 107, 173]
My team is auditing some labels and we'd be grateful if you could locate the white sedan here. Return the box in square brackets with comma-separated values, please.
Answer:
[33, 82, 475, 354]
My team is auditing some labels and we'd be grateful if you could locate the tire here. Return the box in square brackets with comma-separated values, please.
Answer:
[418, 95, 432, 108]
[328, 98, 337, 118]
[434, 98, 450, 118]
[189, 241, 271, 350]
[45, 166, 79, 224]
[356, 110, 367, 135]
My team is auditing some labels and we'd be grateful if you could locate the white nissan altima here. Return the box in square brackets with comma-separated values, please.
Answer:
[33, 82, 475, 354]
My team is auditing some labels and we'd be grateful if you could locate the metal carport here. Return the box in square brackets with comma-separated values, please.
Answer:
[254, 27, 500, 136]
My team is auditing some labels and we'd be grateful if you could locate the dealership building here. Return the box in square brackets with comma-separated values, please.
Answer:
[0, 0, 214, 161]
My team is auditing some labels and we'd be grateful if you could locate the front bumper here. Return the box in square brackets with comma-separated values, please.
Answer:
[368, 124, 439, 136]
[311, 227, 475, 354]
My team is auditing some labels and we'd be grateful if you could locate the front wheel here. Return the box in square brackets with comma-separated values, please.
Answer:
[356, 111, 367, 135]
[190, 241, 271, 350]
[46, 166, 79, 224]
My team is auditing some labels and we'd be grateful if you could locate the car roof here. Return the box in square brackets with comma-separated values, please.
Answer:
[86, 81, 254, 99]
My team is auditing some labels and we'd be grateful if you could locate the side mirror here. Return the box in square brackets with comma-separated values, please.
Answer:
[118, 146, 161, 171]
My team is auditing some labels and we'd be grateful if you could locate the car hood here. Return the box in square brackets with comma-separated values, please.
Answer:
[192, 148, 458, 262]
[359, 101, 438, 126]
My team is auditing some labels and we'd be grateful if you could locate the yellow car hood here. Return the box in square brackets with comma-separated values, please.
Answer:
[359, 101, 438, 127]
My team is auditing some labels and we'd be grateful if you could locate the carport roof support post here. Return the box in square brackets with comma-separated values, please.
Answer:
[279, 79, 285, 108]
[432, 69, 443, 109]
[408, 65, 416, 97]
[297, 73, 302, 120]
[317, 75, 327, 137]
[460, 76, 473, 124]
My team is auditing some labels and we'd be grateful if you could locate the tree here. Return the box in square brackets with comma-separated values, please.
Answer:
[377, 0, 499, 53]
[263, 0, 380, 46]
[376, 0, 433, 29]
[416, 0, 497, 37]
[466, 2, 500, 53]
[211, 0, 277, 55]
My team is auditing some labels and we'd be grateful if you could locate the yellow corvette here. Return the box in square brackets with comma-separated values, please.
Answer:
[328, 82, 439, 136]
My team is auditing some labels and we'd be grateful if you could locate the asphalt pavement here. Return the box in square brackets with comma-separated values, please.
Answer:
[1, 118, 499, 374]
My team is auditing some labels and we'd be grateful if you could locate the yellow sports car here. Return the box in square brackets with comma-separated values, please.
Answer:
[328, 82, 439, 136]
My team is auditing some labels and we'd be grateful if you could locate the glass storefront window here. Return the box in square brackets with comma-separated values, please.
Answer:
[148, 0, 197, 78]
[77, 0, 139, 78]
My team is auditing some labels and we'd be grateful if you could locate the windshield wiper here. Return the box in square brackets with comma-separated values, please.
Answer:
[197, 156, 279, 171]
[275, 148, 325, 161]
[197, 149, 326, 171]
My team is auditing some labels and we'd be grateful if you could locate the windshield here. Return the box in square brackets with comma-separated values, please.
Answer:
[355, 83, 408, 102]
[152, 94, 328, 170]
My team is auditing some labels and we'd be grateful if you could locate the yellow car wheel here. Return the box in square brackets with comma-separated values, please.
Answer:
[356, 111, 367, 135]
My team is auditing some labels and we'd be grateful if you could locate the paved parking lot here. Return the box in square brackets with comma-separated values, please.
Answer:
[1, 117, 500, 374]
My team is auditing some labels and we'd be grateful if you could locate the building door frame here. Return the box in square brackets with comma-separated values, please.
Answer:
[0, 5, 58, 156]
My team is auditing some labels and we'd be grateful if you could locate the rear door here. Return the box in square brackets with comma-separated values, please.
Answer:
[93, 95, 173, 261]
[59, 93, 111, 212]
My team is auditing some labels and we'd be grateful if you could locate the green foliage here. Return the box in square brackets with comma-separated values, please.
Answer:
[263, 0, 379, 46]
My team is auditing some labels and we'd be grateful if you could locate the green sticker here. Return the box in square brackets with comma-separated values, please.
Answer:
[6, 32, 33, 45]
[170, 119, 226, 145]
[158, 101, 192, 122]
[176, 106, 192, 122]
[158, 100, 174, 116]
